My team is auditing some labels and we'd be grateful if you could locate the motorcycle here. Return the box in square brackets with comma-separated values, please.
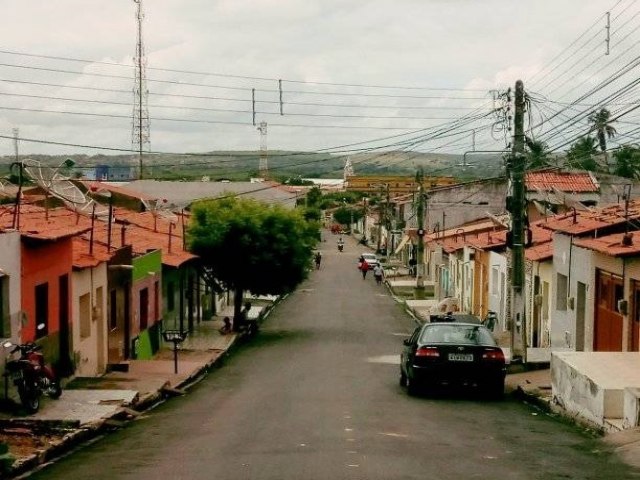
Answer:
[3, 339, 62, 413]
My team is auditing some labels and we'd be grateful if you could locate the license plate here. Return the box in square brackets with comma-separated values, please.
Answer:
[448, 353, 473, 362]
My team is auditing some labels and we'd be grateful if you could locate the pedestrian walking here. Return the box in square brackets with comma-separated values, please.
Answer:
[373, 264, 384, 285]
[315, 251, 322, 269]
[360, 259, 369, 279]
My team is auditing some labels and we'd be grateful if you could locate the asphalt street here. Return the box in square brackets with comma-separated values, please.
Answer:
[28, 237, 639, 479]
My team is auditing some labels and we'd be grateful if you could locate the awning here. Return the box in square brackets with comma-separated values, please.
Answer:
[394, 234, 411, 254]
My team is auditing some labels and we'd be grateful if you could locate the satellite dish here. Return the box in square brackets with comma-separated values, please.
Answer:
[142, 198, 178, 224]
[21, 159, 109, 218]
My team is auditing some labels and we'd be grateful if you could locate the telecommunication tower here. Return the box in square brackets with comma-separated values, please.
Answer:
[132, 0, 150, 179]
[257, 121, 268, 177]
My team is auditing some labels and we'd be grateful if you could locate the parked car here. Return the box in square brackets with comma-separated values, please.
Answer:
[358, 252, 380, 268]
[430, 313, 481, 324]
[399, 321, 506, 398]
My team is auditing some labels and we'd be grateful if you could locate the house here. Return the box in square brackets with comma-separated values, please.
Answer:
[2, 205, 91, 377]
[71, 237, 110, 376]
[345, 174, 456, 195]
[525, 170, 600, 221]
[542, 200, 640, 351]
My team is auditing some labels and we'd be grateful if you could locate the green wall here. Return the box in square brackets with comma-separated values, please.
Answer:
[132, 249, 162, 282]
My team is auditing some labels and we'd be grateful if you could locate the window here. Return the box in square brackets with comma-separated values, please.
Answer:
[35, 283, 49, 338]
[556, 273, 568, 311]
[79, 293, 91, 339]
[491, 268, 499, 294]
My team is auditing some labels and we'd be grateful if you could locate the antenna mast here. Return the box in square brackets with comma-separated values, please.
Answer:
[257, 121, 268, 177]
[132, 0, 150, 180]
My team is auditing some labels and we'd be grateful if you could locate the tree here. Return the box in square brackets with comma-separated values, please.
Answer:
[188, 197, 318, 328]
[567, 136, 599, 171]
[305, 186, 322, 207]
[589, 108, 617, 171]
[613, 145, 640, 179]
[333, 206, 363, 227]
[525, 138, 551, 170]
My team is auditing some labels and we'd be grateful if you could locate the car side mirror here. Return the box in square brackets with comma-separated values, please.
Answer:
[403, 339, 411, 346]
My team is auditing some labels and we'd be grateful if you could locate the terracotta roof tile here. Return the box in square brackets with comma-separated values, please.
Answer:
[526, 242, 553, 261]
[573, 232, 640, 257]
[0, 205, 196, 268]
[0, 204, 91, 241]
[541, 200, 640, 235]
[73, 237, 112, 269]
[525, 171, 599, 193]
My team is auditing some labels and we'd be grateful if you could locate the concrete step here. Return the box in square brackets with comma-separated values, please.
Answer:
[604, 417, 625, 433]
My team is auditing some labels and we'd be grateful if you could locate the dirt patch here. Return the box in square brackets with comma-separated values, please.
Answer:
[0, 431, 64, 459]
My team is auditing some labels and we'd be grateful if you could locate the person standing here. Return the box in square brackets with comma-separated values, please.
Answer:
[315, 251, 322, 269]
[373, 264, 384, 285]
[360, 259, 369, 279]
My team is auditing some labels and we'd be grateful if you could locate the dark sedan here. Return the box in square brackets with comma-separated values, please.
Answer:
[400, 322, 506, 397]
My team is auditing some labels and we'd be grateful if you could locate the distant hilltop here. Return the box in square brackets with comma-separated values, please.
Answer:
[0, 150, 506, 181]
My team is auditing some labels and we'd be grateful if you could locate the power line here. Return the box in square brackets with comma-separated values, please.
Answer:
[0, 62, 487, 101]
[0, 48, 486, 92]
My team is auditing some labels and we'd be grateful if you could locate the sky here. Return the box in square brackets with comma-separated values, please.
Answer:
[0, 0, 634, 159]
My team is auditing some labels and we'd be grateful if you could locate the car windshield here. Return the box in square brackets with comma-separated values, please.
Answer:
[420, 324, 496, 346]
[362, 254, 377, 261]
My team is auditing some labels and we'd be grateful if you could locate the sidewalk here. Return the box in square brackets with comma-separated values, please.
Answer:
[0, 300, 277, 478]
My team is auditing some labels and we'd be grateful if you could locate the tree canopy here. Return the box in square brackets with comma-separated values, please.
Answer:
[613, 146, 640, 179]
[187, 197, 319, 322]
[525, 138, 551, 170]
[589, 108, 617, 153]
[567, 136, 599, 171]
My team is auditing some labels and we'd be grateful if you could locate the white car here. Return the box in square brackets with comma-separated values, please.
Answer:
[359, 252, 380, 268]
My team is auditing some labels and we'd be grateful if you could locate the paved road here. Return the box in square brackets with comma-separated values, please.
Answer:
[30, 237, 639, 479]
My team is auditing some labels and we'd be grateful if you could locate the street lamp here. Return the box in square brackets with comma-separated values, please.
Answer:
[162, 330, 188, 374]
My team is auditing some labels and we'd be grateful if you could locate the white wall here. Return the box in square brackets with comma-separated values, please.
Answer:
[487, 251, 508, 332]
[0, 231, 21, 343]
[72, 264, 108, 377]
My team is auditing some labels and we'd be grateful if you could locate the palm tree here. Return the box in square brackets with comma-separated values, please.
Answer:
[588, 108, 617, 171]
[567, 136, 599, 171]
[525, 137, 551, 170]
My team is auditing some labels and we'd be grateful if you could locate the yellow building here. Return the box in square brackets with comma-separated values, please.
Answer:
[345, 175, 457, 195]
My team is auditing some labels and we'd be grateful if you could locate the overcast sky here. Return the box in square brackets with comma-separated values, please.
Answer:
[0, 1, 632, 159]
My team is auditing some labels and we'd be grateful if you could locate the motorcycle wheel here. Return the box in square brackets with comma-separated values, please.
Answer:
[48, 381, 62, 399]
[18, 384, 40, 414]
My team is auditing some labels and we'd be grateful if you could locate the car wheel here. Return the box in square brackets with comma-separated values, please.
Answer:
[399, 370, 407, 387]
[406, 375, 419, 396]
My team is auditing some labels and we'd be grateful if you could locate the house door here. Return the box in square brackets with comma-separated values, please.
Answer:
[594, 270, 624, 351]
[532, 276, 540, 347]
[632, 281, 640, 351]
[58, 274, 72, 376]
[576, 282, 586, 351]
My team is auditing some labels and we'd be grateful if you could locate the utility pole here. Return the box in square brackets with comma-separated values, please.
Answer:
[508, 79, 527, 363]
[415, 168, 426, 299]
[258, 121, 268, 177]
